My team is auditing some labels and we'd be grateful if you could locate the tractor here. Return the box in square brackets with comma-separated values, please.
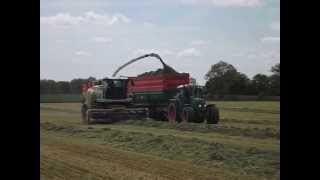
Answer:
[81, 53, 219, 124]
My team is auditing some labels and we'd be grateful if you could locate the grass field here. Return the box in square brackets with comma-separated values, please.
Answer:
[40, 101, 280, 180]
[40, 94, 82, 103]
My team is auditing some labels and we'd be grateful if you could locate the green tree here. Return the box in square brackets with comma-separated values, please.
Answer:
[271, 63, 280, 76]
[41, 77, 96, 94]
[46, 80, 57, 94]
[251, 74, 270, 95]
[70, 79, 85, 94]
[269, 63, 280, 96]
[205, 61, 249, 96]
[40, 80, 48, 94]
[56, 81, 71, 94]
[229, 73, 250, 95]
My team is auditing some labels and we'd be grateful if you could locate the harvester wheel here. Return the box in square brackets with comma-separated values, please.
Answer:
[86, 110, 92, 125]
[81, 104, 88, 124]
[167, 103, 177, 123]
[206, 106, 219, 124]
[181, 107, 195, 123]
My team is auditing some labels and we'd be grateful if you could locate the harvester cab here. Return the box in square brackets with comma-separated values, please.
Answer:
[102, 79, 128, 99]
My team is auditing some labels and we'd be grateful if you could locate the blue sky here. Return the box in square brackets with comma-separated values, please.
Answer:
[40, 0, 280, 85]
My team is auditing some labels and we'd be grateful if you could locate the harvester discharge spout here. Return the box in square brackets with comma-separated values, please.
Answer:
[112, 53, 177, 77]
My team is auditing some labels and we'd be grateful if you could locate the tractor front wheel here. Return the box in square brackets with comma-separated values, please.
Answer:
[205, 105, 219, 124]
[181, 107, 195, 123]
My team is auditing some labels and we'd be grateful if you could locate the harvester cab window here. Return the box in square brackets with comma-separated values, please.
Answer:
[105, 80, 127, 99]
[113, 80, 122, 88]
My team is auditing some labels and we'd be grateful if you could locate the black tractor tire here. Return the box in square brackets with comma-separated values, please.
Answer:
[167, 102, 178, 123]
[193, 112, 205, 123]
[206, 106, 220, 124]
[181, 107, 195, 123]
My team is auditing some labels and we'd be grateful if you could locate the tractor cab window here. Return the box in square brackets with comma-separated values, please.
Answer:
[180, 87, 191, 104]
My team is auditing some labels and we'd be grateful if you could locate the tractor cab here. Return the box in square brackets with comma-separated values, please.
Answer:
[178, 85, 206, 101]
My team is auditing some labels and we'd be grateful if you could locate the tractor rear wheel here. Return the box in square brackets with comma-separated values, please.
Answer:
[167, 103, 177, 123]
[181, 107, 195, 123]
[206, 106, 219, 124]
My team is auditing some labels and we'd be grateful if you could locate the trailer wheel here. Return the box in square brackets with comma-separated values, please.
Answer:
[81, 104, 88, 124]
[167, 103, 177, 123]
[206, 106, 219, 124]
[181, 107, 195, 123]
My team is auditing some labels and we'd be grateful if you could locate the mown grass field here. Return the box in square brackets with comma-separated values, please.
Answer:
[40, 101, 280, 180]
[40, 94, 82, 103]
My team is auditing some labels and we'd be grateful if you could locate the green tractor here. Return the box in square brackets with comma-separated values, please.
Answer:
[81, 53, 219, 124]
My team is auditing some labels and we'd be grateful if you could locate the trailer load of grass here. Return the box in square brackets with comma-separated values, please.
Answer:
[137, 65, 178, 77]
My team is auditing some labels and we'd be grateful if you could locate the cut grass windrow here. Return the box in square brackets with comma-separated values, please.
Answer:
[41, 122, 280, 179]
[117, 119, 280, 140]
[42, 133, 259, 180]
[220, 107, 280, 114]
[40, 106, 280, 139]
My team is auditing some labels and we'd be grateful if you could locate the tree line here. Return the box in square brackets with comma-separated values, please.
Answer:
[205, 62, 280, 97]
[40, 77, 96, 94]
[40, 62, 280, 97]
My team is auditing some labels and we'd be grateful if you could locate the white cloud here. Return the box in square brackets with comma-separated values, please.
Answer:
[55, 39, 69, 43]
[90, 37, 112, 43]
[75, 51, 92, 56]
[261, 36, 280, 43]
[133, 48, 202, 58]
[261, 50, 280, 60]
[210, 0, 261, 7]
[189, 40, 210, 46]
[180, 0, 199, 4]
[247, 53, 258, 59]
[177, 48, 202, 58]
[142, 22, 156, 28]
[246, 50, 280, 62]
[84, 11, 131, 25]
[40, 11, 131, 27]
[40, 13, 85, 27]
[270, 21, 280, 31]
[133, 49, 175, 57]
[180, 0, 262, 7]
